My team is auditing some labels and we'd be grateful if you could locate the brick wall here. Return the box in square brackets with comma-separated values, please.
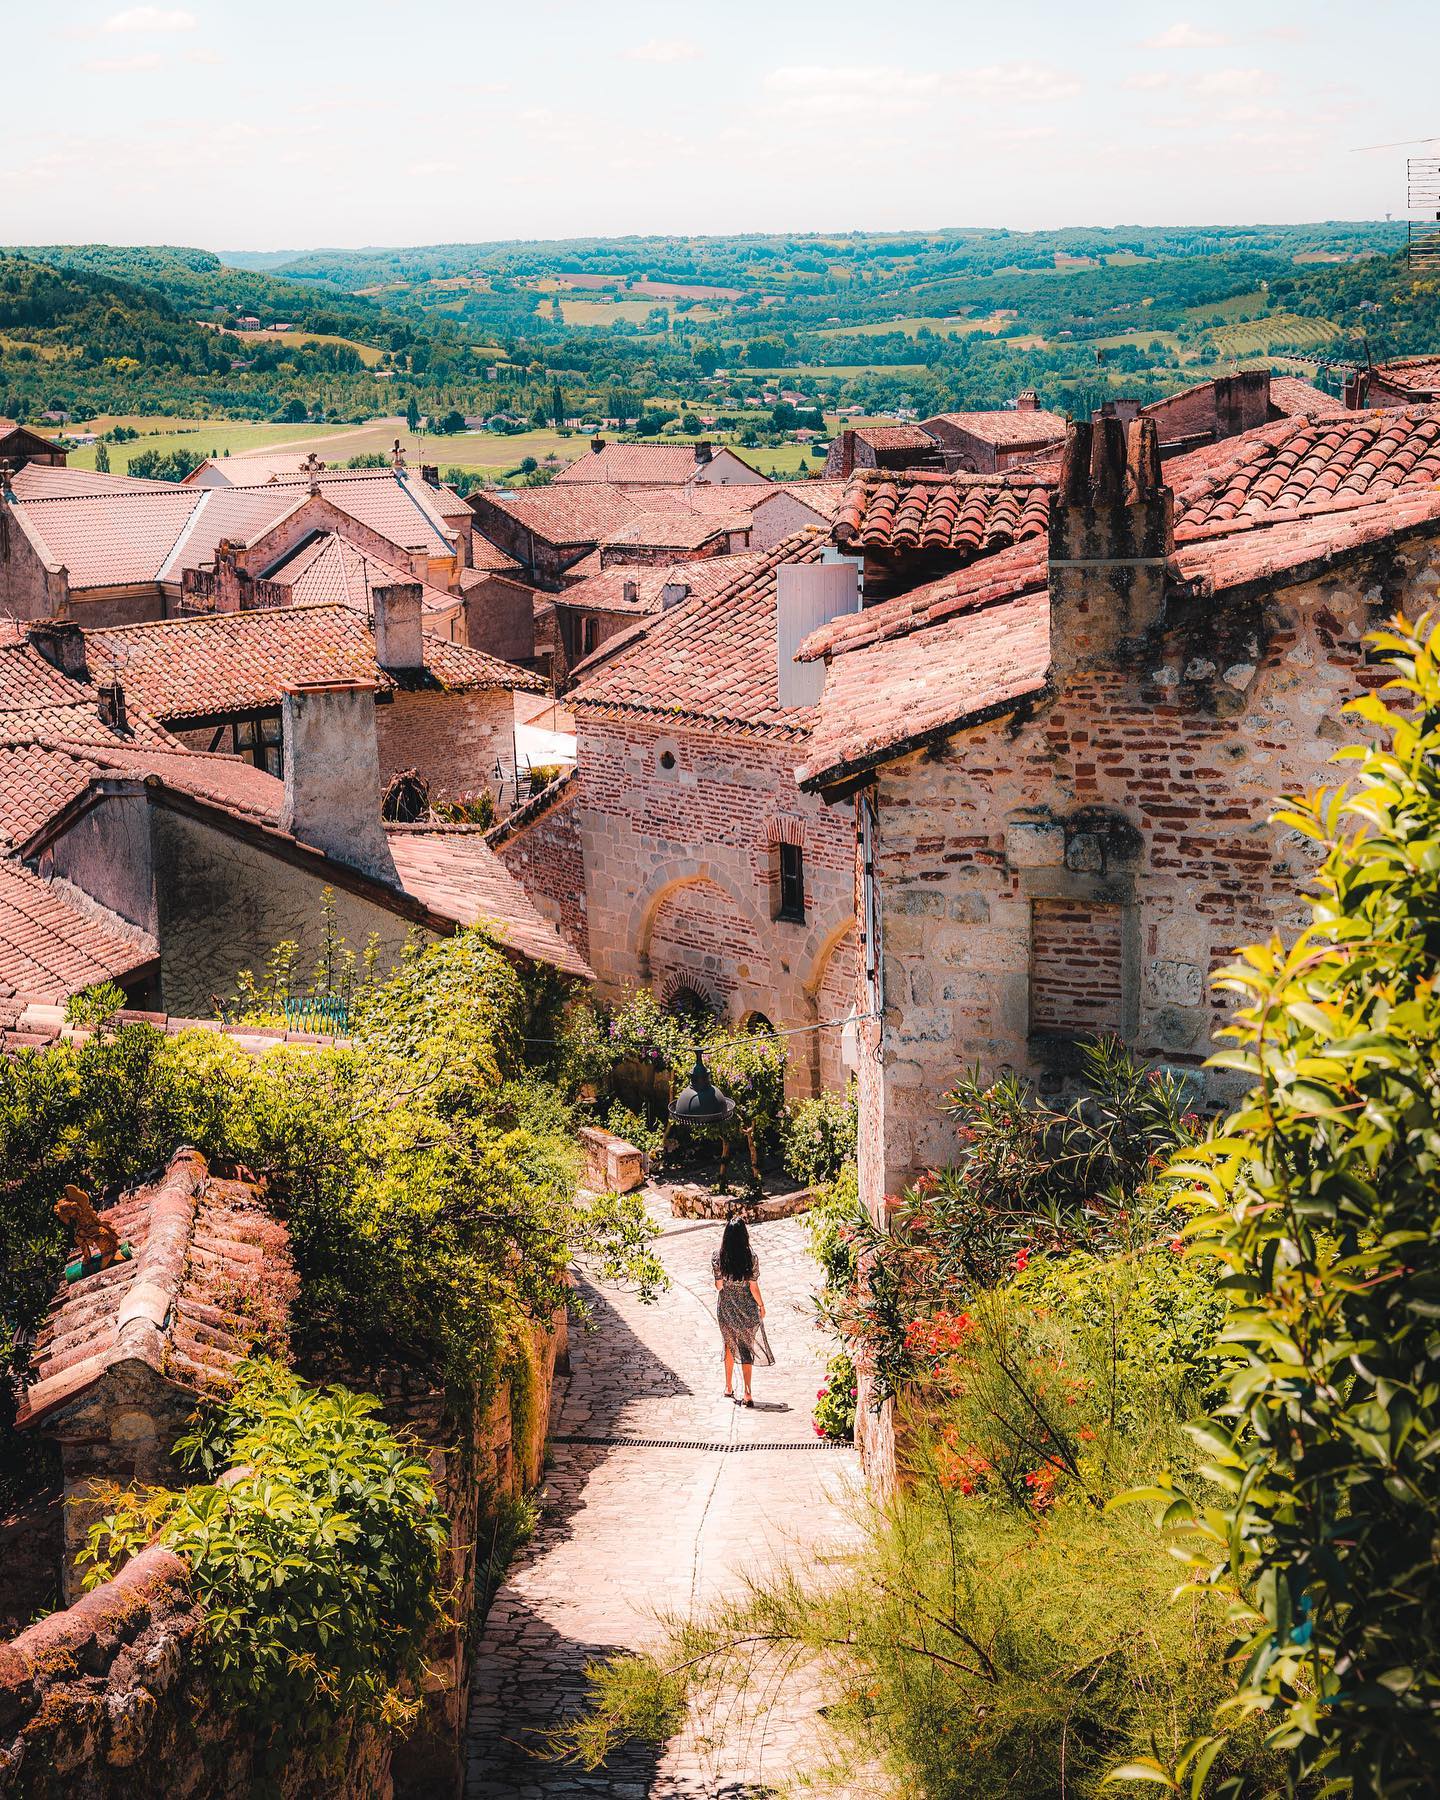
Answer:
[491, 778, 590, 963]
[575, 713, 855, 1095]
[860, 534, 1440, 1207]
[1029, 898, 1123, 1037]
[461, 574, 536, 665]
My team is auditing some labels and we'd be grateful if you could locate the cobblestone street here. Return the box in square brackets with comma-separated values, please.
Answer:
[465, 1195, 862, 1798]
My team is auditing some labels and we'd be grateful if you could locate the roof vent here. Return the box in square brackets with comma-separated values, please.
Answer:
[622, 579, 639, 605]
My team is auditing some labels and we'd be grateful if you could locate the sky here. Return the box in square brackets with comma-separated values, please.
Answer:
[5, 0, 1438, 251]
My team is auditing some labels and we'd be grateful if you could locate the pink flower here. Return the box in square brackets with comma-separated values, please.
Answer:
[1013, 1247, 1030, 1272]
[817, 1387, 828, 1399]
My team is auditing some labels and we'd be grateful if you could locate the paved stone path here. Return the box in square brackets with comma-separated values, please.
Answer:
[465, 1193, 862, 1799]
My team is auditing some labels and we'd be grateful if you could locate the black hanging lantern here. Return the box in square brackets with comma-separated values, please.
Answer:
[669, 1048, 735, 1127]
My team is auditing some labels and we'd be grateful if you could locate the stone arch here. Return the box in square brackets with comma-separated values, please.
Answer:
[808, 922, 859, 1094]
[638, 868, 772, 1024]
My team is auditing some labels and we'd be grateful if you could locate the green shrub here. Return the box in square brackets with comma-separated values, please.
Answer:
[602, 1100, 665, 1166]
[1127, 614, 1440, 1797]
[812, 1351, 856, 1441]
[81, 1361, 445, 1745]
[782, 1085, 858, 1187]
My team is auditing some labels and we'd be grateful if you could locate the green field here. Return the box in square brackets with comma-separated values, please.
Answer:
[1090, 330, 1182, 352]
[816, 311, 1018, 340]
[232, 329, 386, 367]
[1205, 313, 1342, 358]
[1181, 290, 1268, 323]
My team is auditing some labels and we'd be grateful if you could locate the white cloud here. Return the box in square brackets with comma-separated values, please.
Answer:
[407, 159, 459, 177]
[1123, 70, 1172, 91]
[626, 37, 702, 64]
[1143, 22, 1230, 48]
[762, 61, 1079, 118]
[1193, 67, 1273, 95]
[185, 46, 221, 64]
[84, 52, 163, 72]
[104, 6, 196, 29]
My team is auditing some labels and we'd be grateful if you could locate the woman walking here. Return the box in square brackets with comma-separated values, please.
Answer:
[713, 1217, 773, 1406]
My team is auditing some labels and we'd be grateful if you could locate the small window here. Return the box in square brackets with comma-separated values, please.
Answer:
[233, 712, 283, 776]
[659, 749, 676, 771]
[775, 842, 806, 923]
[581, 617, 599, 656]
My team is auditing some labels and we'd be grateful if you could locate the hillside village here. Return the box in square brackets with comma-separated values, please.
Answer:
[4, 284, 1440, 1797]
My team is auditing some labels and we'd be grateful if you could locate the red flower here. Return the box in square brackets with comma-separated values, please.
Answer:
[1013, 1247, 1031, 1272]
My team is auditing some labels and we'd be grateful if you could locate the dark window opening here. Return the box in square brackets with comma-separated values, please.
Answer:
[776, 842, 806, 923]
[581, 617, 599, 656]
[663, 985, 716, 1030]
[659, 749, 676, 771]
[233, 712, 283, 776]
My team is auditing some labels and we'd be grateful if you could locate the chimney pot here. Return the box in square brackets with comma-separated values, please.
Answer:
[96, 679, 127, 734]
[372, 582, 425, 672]
[1016, 390, 1039, 413]
[279, 680, 396, 883]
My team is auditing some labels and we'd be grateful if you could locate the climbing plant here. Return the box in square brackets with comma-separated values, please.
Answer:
[1121, 613, 1440, 1798]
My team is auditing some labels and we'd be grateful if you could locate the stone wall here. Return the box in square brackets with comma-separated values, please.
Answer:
[378, 688, 516, 804]
[860, 534, 1440, 1208]
[461, 575, 536, 666]
[574, 713, 855, 1094]
[0, 1314, 569, 1800]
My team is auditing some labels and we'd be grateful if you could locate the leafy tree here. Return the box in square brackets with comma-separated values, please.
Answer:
[1128, 614, 1440, 1798]
[681, 411, 701, 435]
[93, 440, 110, 473]
[405, 393, 420, 432]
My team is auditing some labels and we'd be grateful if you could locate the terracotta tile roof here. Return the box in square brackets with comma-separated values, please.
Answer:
[0, 640, 105, 715]
[88, 603, 539, 727]
[922, 409, 1068, 447]
[466, 532, 525, 574]
[262, 533, 460, 617]
[0, 862, 155, 1002]
[569, 529, 828, 741]
[555, 552, 768, 616]
[1267, 377, 1347, 418]
[776, 480, 848, 520]
[384, 826, 592, 979]
[797, 589, 1051, 791]
[1169, 406, 1440, 536]
[185, 451, 327, 484]
[833, 469, 1053, 555]
[16, 1148, 294, 1430]
[6, 472, 458, 594]
[10, 487, 202, 589]
[601, 511, 734, 552]
[479, 482, 649, 548]
[1171, 491, 1440, 600]
[853, 425, 942, 453]
[1372, 357, 1440, 400]
[554, 442, 765, 484]
[8, 464, 169, 499]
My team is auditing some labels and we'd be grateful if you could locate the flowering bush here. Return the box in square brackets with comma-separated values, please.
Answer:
[812, 1350, 857, 1441]
[781, 1084, 858, 1187]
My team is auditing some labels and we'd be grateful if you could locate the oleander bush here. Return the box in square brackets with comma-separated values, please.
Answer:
[782, 1084, 858, 1187]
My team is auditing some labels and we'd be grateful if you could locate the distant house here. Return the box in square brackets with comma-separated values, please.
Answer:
[823, 425, 945, 478]
[918, 394, 1069, 473]
[555, 438, 768, 487]
[0, 418, 66, 471]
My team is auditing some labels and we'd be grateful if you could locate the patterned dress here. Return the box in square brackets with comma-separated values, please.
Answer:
[712, 1251, 775, 1366]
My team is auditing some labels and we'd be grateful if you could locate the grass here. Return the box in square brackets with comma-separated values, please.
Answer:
[816, 311, 1018, 339]
[1181, 289, 1268, 323]
[231, 329, 386, 367]
[551, 298, 721, 326]
[1205, 312, 1341, 357]
[1089, 329, 1182, 352]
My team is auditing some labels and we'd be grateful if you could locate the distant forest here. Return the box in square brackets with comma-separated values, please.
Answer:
[1, 221, 1432, 434]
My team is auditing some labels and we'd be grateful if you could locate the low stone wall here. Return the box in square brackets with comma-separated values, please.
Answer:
[666, 1183, 815, 1222]
[577, 1124, 644, 1194]
[0, 1544, 388, 1798]
[0, 1312, 570, 1800]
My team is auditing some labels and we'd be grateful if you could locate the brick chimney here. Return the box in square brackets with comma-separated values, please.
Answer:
[27, 621, 88, 680]
[1048, 417, 1172, 684]
[1016, 390, 1039, 413]
[279, 681, 396, 883]
[834, 429, 857, 479]
[421, 464, 439, 487]
[1343, 369, 1368, 411]
[372, 582, 424, 673]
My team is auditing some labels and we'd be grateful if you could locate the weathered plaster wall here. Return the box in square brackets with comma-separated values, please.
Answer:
[576, 714, 855, 1093]
[863, 536, 1440, 1203]
[147, 808, 426, 1015]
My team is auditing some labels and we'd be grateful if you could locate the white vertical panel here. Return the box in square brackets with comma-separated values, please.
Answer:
[776, 560, 859, 708]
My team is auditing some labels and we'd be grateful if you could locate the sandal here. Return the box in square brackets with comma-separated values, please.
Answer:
[742, 1396, 754, 1408]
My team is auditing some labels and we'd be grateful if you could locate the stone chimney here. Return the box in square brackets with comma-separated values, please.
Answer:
[279, 681, 396, 883]
[421, 464, 439, 487]
[1048, 417, 1172, 685]
[96, 680, 128, 735]
[591, 435, 606, 455]
[372, 582, 425, 673]
[833, 428, 857, 479]
[1016, 390, 1039, 413]
[1214, 370, 1270, 438]
[622, 579, 639, 605]
[27, 620, 88, 680]
[693, 440, 713, 466]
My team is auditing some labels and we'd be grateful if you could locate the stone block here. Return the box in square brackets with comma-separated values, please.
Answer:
[1147, 958, 1203, 1007]
[1004, 816, 1064, 869]
[577, 1125, 645, 1194]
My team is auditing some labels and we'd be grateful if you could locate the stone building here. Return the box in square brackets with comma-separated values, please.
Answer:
[554, 438, 767, 486]
[825, 424, 946, 478]
[795, 406, 1440, 1216]
[918, 394, 1069, 472]
[498, 532, 860, 1095]
[86, 590, 541, 802]
[0, 630, 590, 1014]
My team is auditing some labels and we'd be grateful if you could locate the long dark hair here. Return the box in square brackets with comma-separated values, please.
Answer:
[718, 1218, 755, 1281]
